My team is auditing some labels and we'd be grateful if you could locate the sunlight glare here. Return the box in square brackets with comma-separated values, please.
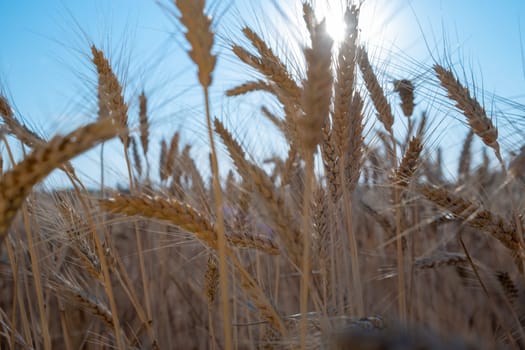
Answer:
[314, 1, 347, 45]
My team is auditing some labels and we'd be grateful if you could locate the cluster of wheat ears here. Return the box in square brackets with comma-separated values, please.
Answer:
[1, 0, 525, 349]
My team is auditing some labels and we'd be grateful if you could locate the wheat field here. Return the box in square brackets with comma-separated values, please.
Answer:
[0, 1, 524, 349]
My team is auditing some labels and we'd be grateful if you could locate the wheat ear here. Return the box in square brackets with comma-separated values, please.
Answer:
[393, 79, 415, 117]
[0, 95, 43, 148]
[99, 193, 286, 333]
[0, 117, 118, 241]
[332, 5, 359, 156]
[458, 131, 474, 179]
[100, 194, 280, 256]
[358, 46, 394, 134]
[91, 46, 129, 147]
[174, 1, 232, 346]
[414, 252, 468, 269]
[138, 91, 149, 158]
[0, 94, 78, 176]
[419, 185, 522, 255]
[226, 80, 274, 97]
[214, 119, 302, 265]
[434, 64, 502, 164]
[393, 136, 423, 188]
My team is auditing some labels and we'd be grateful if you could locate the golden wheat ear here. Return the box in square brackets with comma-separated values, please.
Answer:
[0, 117, 119, 241]
[433, 64, 503, 165]
[91, 45, 129, 148]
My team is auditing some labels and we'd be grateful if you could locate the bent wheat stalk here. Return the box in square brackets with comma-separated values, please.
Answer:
[418, 185, 522, 256]
[0, 117, 119, 241]
[99, 193, 286, 333]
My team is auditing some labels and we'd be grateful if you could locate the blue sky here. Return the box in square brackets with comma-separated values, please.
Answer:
[1, 0, 525, 186]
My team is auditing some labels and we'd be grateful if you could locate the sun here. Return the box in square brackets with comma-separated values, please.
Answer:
[314, 1, 348, 46]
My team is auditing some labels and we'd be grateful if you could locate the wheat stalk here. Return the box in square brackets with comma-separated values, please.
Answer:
[99, 193, 286, 333]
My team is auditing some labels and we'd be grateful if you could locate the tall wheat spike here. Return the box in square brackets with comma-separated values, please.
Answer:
[91, 46, 129, 148]
[332, 5, 359, 157]
[174, 1, 232, 347]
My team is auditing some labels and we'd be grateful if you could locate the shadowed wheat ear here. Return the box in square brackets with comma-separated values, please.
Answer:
[414, 252, 468, 270]
[393, 79, 415, 117]
[433, 64, 503, 166]
[393, 136, 423, 188]
[139, 91, 149, 158]
[298, 18, 333, 156]
[99, 193, 277, 255]
[458, 131, 474, 179]
[0, 117, 119, 242]
[91, 46, 129, 148]
[418, 185, 522, 258]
